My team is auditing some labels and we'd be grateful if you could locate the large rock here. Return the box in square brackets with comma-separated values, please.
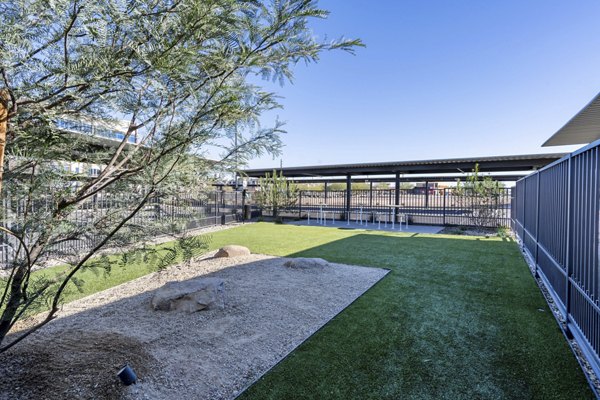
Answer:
[151, 277, 225, 313]
[283, 258, 329, 270]
[214, 245, 251, 258]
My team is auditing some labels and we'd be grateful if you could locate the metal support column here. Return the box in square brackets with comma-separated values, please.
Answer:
[443, 188, 447, 225]
[394, 173, 400, 223]
[345, 175, 352, 218]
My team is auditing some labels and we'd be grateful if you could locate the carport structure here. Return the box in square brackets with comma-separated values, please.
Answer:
[244, 153, 566, 226]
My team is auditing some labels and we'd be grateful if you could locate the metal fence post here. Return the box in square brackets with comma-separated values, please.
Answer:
[522, 177, 526, 250]
[394, 174, 400, 223]
[214, 191, 219, 225]
[565, 154, 573, 332]
[298, 191, 303, 219]
[241, 189, 246, 223]
[345, 175, 352, 218]
[534, 172, 541, 277]
[495, 190, 499, 227]
[171, 196, 175, 223]
[443, 188, 447, 226]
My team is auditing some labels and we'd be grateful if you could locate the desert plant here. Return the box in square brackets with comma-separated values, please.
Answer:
[0, 0, 361, 351]
[255, 170, 298, 219]
[453, 164, 504, 229]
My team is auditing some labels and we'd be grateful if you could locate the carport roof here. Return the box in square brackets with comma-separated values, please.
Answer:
[243, 153, 566, 178]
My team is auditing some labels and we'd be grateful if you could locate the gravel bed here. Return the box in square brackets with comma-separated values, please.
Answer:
[2, 253, 388, 400]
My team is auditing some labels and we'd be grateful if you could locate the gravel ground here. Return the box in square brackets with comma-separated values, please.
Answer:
[2, 253, 388, 400]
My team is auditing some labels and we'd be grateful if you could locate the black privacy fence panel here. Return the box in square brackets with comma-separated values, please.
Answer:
[513, 141, 600, 378]
[275, 187, 512, 228]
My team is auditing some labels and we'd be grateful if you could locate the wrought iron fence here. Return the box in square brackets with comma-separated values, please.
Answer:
[512, 140, 600, 380]
[265, 187, 512, 227]
[0, 190, 247, 269]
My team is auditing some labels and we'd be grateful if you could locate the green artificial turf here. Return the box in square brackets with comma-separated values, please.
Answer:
[21, 223, 594, 398]
[218, 223, 592, 400]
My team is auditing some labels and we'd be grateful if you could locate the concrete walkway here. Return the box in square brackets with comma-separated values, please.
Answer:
[285, 219, 444, 234]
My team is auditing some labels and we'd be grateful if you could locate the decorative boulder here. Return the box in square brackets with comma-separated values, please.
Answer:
[214, 245, 251, 258]
[283, 258, 329, 269]
[151, 277, 225, 313]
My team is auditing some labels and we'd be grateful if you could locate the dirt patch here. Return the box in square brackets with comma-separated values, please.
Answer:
[2, 254, 388, 399]
[0, 330, 155, 400]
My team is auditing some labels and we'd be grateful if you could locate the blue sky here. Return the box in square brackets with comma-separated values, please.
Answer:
[246, 0, 600, 169]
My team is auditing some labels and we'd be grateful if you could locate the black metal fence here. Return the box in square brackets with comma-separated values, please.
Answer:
[512, 141, 600, 379]
[270, 187, 512, 227]
[0, 191, 249, 269]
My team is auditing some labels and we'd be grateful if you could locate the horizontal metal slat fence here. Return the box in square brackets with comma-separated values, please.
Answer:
[512, 140, 600, 379]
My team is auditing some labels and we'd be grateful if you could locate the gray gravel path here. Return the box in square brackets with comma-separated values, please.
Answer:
[20, 254, 388, 399]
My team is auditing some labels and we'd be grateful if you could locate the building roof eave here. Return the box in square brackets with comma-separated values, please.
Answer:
[543, 92, 600, 147]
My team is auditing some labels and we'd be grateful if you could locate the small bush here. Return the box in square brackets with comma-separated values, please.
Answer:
[497, 226, 509, 238]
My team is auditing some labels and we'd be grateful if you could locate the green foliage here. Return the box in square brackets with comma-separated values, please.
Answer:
[351, 183, 369, 190]
[454, 164, 504, 229]
[84, 254, 112, 279]
[175, 235, 213, 264]
[497, 226, 509, 238]
[454, 164, 502, 196]
[255, 170, 298, 218]
[327, 183, 347, 190]
[0, 0, 362, 350]
[295, 183, 323, 191]
[117, 234, 211, 272]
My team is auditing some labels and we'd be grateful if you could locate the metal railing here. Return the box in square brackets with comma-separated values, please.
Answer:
[512, 140, 600, 379]
[271, 188, 512, 227]
[0, 190, 248, 269]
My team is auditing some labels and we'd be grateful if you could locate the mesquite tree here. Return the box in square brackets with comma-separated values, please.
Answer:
[0, 0, 361, 351]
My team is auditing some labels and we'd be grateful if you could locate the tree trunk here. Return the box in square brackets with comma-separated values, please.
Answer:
[0, 90, 8, 194]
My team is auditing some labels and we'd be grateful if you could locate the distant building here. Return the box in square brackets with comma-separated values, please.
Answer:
[54, 116, 139, 178]
[412, 182, 440, 194]
[55, 116, 138, 146]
